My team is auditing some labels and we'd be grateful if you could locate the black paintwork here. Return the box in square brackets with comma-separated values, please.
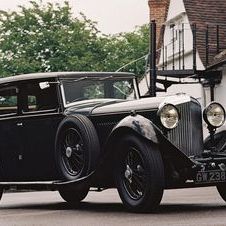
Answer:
[0, 72, 225, 190]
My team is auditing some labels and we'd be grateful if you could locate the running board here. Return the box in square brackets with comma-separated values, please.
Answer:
[0, 181, 58, 186]
[0, 171, 94, 190]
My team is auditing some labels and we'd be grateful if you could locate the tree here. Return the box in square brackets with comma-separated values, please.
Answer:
[102, 25, 149, 76]
[0, 1, 149, 77]
[0, 1, 105, 77]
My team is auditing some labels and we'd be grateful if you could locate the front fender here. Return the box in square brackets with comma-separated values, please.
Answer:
[106, 114, 194, 167]
[112, 114, 159, 143]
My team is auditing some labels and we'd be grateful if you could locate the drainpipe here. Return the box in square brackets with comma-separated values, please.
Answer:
[149, 20, 157, 97]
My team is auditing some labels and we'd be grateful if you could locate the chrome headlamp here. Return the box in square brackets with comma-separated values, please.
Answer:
[203, 102, 226, 128]
[158, 104, 179, 129]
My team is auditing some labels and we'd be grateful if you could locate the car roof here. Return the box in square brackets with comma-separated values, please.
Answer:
[0, 72, 135, 85]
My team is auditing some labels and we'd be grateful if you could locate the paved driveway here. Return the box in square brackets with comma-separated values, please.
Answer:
[0, 187, 226, 226]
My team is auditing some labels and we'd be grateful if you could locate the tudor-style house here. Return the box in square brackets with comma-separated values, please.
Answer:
[145, 0, 226, 135]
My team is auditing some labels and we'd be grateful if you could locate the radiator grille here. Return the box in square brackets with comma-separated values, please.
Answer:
[167, 101, 203, 157]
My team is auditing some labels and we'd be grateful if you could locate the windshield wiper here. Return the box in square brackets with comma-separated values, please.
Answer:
[113, 84, 129, 96]
[61, 77, 89, 83]
[60, 75, 134, 83]
[98, 76, 113, 81]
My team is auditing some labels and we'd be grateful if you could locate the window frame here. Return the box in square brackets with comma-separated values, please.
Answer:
[60, 77, 139, 108]
[19, 79, 60, 116]
[0, 85, 19, 118]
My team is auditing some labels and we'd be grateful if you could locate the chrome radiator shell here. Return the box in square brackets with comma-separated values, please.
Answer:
[167, 100, 203, 157]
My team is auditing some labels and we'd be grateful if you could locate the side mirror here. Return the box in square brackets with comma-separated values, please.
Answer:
[39, 82, 50, 90]
[0, 96, 6, 102]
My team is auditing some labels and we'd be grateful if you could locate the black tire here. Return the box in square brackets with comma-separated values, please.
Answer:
[115, 134, 165, 213]
[217, 183, 226, 202]
[59, 187, 89, 205]
[0, 187, 3, 201]
[55, 115, 100, 181]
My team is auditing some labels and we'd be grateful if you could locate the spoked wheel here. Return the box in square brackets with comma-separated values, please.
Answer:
[217, 183, 226, 202]
[55, 115, 100, 181]
[123, 148, 146, 200]
[115, 134, 165, 213]
[60, 127, 85, 177]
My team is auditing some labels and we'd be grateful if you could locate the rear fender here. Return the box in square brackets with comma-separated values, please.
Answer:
[106, 114, 194, 167]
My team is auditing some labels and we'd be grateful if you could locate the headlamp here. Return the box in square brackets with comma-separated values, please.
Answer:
[203, 102, 225, 128]
[158, 104, 179, 129]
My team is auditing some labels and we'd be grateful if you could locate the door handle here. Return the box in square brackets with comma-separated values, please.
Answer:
[17, 122, 23, 127]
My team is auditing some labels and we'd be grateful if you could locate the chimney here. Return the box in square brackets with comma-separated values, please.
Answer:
[148, 0, 170, 47]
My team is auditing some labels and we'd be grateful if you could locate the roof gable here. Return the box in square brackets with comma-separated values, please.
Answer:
[183, 0, 226, 67]
[150, 0, 226, 68]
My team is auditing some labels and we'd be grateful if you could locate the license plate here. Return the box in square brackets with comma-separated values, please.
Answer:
[195, 171, 226, 184]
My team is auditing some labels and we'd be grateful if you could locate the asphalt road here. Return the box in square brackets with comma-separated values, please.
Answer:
[1, 187, 226, 226]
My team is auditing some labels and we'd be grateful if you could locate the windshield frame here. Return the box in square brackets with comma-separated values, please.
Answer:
[60, 76, 139, 108]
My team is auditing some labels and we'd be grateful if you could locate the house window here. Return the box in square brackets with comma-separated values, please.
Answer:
[171, 24, 184, 42]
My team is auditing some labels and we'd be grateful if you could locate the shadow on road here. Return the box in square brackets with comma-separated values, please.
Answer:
[1, 201, 226, 214]
[0, 201, 125, 212]
[159, 203, 226, 214]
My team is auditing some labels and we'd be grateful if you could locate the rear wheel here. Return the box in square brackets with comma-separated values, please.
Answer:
[217, 183, 226, 201]
[114, 134, 165, 213]
[0, 187, 3, 201]
[59, 187, 89, 205]
[55, 115, 100, 181]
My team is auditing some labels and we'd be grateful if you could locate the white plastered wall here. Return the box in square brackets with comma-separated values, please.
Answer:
[140, 0, 226, 137]
[158, 0, 204, 71]
[156, 0, 205, 105]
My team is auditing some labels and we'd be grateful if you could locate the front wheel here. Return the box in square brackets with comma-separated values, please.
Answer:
[114, 134, 165, 213]
[217, 183, 226, 202]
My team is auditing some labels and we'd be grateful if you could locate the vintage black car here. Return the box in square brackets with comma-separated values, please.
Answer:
[0, 71, 226, 212]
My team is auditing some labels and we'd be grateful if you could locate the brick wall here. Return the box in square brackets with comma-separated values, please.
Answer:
[148, 0, 170, 48]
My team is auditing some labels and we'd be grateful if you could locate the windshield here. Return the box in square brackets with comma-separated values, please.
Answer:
[61, 77, 137, 106]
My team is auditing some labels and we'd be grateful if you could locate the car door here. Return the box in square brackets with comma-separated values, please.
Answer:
[19, 80, 63, 181]
[0, 85, 24, 181]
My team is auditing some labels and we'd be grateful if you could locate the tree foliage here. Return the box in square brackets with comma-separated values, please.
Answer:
[102, 25, 149, 75]
[0, 1, 149, 77]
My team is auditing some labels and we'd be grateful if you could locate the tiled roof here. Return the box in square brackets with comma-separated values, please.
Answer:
[151, 0, 226, 67]
[183, 0, 226, 67]
[211, 50, 226, 67]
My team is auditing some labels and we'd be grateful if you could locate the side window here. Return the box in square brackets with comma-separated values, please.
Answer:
[23, 81, 58, 113]
[63, 81, 105, 104]
[0, 87, 18, 116]
[27, 95, 37, 111]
